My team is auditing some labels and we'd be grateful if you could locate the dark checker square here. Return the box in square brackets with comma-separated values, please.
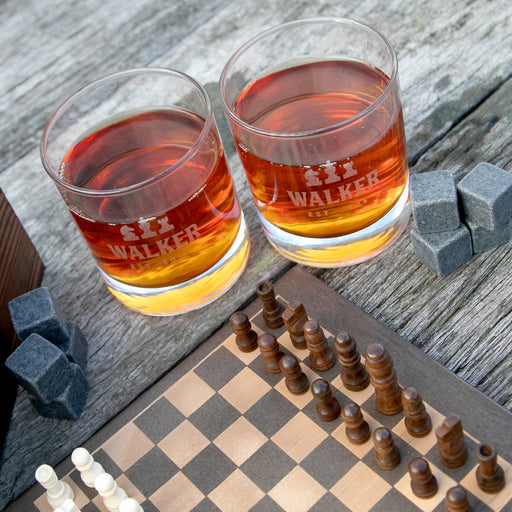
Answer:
[82, 503, 102, 512]
[90, 449, 122, 480]
[140, 500, 160, 512]
[249, 495, 286, 511]
[302, 436, 358, 488]
[182, 444, 237, 495]
[245, 388, 299, 437]
[302, 397, 342, 434]
[188, 394, 240, 441]
[194, 346, 246, 390]
[248, 351, 287, 387]
[134, 397, 185, 443]
[69, 469, 97, 500]
[309, 492, 351, 512]
[125, 446, 179, 496]
[373, 487, 423, 511]
[191, 497, 223, 511]
[240, 441, 296, 492]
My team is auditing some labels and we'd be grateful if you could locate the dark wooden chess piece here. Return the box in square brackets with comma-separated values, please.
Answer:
[475, 444, 505, 493]
[282, 301, 308, 349]
[280, 354, 309, 395]
[257, 333, 284, 374]
[364, 343, 403, 415]
[445, 485, 473, 512]
[402, 387, 432, 437]
[435, 414, 468, 468]
[408, 457, 438, 499]
[372, 427, 400, 469]
[311, 378, 340, 422]
[256, 280, 285, 329]
[229, 312, 258, 352]
[304, 319, 335, 371]
[341, 402, 371, 445]
[333, 332, 369, 391]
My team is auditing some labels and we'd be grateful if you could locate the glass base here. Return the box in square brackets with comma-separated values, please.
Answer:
[259, 183, 411, 267]
[100, 214, 250, 315]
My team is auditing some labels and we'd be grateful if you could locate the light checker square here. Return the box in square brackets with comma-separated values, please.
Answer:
[164, 370, 215, 417]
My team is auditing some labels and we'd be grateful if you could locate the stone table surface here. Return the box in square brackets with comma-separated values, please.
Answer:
[1, 0, 512, 507]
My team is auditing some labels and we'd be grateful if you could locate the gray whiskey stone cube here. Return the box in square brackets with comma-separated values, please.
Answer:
[410, 225, 473, 276]
[8, 287, 69, 344]
[457, 163, 512, 230]
[466, 219, 512, 253]
[59, 322, 88, 371]
[30, 363, 89, 420]
[410, 170, 460, 234]
[5, 333, 74, 402]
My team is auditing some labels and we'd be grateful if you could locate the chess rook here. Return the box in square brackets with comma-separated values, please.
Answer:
[408, 457, 438, 499]
[342, 402, 371, 445]
[476, 444, 505, 493]
[256, 280, 284, 328]
[402, 387, 432, 437]
[365, 343, 403, 415]
[333, 331, 370, 391]
[35, 464, 74, 509]
[257, 333, 284, 373]
[230, 312, 258, 352]
[279, 354, 309, 395]
[445, 485, 473, 512]
[304, 319, 335, 371]
[311, 378, 340, 422]
[71, 447, 105, 487]
[435, 414, 468, 468]
[373, 427, 400, 469]
[282, 301, 308, 349]
[94, 472, 128, 512]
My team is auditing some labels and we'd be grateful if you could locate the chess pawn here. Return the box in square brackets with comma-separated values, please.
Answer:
[256, 280, 284, 329]
[280, 354, 309, 395]
[445, 485, 473, 512]
[364, 343, 403, 415]
[304, 319, 335, 371]
[311, 378, 340, 422]
[230, 312, 258, 352]
[119, 498, 144, 512]
[35, 464, 74, 509]
[55, 499, 82, 512]
[402, 387, 432, 437]
[373, 427, 400, 470]
[435, 414, 468, 468]
[475, 444, 505, 493]
[71, 447, 105, 487]
[282, 301, 308, 349]
[258, 333, 284, 373]
[333, 332, 370, 391]
[342, 402, 371, 444]
[95, 473, 128, 512]
[408, 457, 438, 499]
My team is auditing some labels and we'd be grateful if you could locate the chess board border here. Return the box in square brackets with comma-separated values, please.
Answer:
[9, 266, 512, 510]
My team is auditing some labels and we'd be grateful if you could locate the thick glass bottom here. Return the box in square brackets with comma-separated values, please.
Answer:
[259, 183, 410, 267]
[100, 214, 250, 315]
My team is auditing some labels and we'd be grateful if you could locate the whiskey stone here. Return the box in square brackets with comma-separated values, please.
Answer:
[410, 225, 473, 276]
[59, 322, 88, 371]
[410, 170, 460, 234]
[457, 162, 512, 230]
[466, 218, 512, 253]
[8, 287, 69, 344]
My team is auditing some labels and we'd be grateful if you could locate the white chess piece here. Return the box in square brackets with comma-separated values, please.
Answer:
[71, 447, 105, 487]
[35, 464, 74, 509]
[94, 472, 128, 512]
[119, 497, 144, 512]
[57, 498, 82, 512]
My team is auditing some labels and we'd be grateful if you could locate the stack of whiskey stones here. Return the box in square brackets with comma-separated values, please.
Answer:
[410, 163, 512, 275]
[6, 287, 89, 420]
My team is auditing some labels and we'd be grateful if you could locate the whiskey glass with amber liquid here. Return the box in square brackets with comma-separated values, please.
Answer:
[41, 68, 250, 315]
[220, 18, 410, 267]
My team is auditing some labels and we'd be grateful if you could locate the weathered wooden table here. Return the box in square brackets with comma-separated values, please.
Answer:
[1, 0, 511, 508]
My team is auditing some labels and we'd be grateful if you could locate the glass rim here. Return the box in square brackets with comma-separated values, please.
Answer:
[40, 67, 214, 197]
[219, 16, 399, 139]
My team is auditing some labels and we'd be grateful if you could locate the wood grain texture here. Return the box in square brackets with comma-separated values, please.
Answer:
[0, 0, 511, 507]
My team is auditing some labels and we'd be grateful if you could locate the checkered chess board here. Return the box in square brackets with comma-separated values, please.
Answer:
[10, 268, 512, 512]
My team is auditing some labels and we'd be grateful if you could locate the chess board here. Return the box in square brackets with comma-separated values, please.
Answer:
[10, 267, 512, 512]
